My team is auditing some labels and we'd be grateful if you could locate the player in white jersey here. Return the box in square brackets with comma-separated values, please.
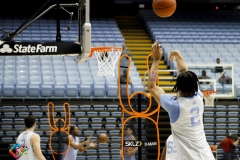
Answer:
[161, 135, 177, 160]
[147, 40, 215, 160]
[12, 116, 46, 160]
[61, 126, 97, 160]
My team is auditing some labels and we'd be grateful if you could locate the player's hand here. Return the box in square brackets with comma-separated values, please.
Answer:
[86, 135, 92, 143]
[151, 40, 163, 61]
[88, 141, 97, 148]
[169, 50, 182, 61]
[126, 150, 134, 156]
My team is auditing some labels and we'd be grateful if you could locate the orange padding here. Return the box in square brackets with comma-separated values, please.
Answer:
[89, 46, 122, 58]
[47, 102, 71, 160]
[202, 90, 216, 98]
[118, 54, 161, 160]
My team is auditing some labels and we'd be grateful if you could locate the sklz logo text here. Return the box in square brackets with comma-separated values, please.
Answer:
[124, 140, 142, 147]
[0, 44, 57, 53]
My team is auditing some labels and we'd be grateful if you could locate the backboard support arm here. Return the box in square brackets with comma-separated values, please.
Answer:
[2, 1, 78, 42]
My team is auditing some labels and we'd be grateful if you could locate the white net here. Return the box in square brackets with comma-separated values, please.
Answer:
[203, 92, 216, 107]
[94, 48, 122, 77]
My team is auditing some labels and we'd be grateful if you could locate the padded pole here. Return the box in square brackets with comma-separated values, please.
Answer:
[138, 94, 142, 160]
[56, 0, 61, 42]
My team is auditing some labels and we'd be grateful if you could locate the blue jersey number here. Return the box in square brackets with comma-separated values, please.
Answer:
[190, 107, 200, 126]
[167, 141, 176, 154]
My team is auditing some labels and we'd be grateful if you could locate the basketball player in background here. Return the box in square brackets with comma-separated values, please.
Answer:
[147, 40, 215, 160]
[161, 135, 177, 160]
[120, 125, 138, 160]
[61, 126, 97, 160]
[16, 116, 46, 160]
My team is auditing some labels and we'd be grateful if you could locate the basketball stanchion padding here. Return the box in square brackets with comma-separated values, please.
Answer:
[89, 46, 122, 77]
[202, 90, 216, 107]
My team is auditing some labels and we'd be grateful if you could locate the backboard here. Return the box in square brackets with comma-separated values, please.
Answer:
[187, 63, 235, 99]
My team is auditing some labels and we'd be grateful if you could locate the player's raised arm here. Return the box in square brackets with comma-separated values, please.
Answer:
[147, 40, 165, 105]
[169, 50, 188, 74]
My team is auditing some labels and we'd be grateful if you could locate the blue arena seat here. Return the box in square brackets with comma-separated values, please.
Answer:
[111, 149, 121, 154]
[206, 136, 215, 141]
[215, 124, 227, 129]
[91, 124, 102, 129]
[215, 130, 226, 135]
[75, 112, 86, 117]
[98, 149, 110, 154]
[14, 118, 24, 125]
[228, 105, 239, 111]
[3, 112, 16, 117]
[106, 105, 119, 110]
[79, 105, 91, 111]
[5, 131, 18, 137]
[96, 129, 107, 134]
[105, 124, 116, 129]
[1, 118, 13, 124]
[109, 130, 120, 136]
[1, 137, 14, 143]
[92, 105, 105, 110]
[105, 118, 117, 123]
[215, 118, 227, 122]
[28, 76, 41, 97]
[28, 105, 41, 110]
[54, 77, 67, 97]
[87, 112, 98, 117]
[111, 155, 122, 160]
[99, 112, 110, 117]
[83, 130, 94, 136]
[76, 156, 86, 160]
[106, 84, 118, 97]
[2, 106, 15, 110]
[78, 124, 89, 130]
[91, 118, 103, 122]
[228, 111, 238, 116]
[79, 83, 91, 97]
[85, 155, 98, 160]
[3, 77, 15, 97]
[204, 124, 214, 129]
[14, 125, 25, 130]
[203, 118, 214, 122]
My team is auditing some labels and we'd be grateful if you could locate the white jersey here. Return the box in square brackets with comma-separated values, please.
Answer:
[62, 135, 79, 160]
[166, 135, 177, 160]
[16, 131, 37, 160]
[160, 90, 215, 160]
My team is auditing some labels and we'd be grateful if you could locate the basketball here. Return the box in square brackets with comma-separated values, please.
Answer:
[152, 0, 177, 18]
[98, 134, 108, 143]
[210, 145, 217, 151]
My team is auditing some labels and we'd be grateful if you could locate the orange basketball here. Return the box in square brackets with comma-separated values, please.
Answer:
[152, 0, 177, 18]
[210, 145, 217, 151]
[98, 134, 108, 143]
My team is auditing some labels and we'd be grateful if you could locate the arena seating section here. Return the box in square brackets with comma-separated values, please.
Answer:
[0, 9, 240, 160]
[139, 10, 240, 95]
[0, 18, 144, 99]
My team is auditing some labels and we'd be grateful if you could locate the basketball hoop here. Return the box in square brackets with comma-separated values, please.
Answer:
[89, 46, 122, 77]
[202, 90, 216, 107]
